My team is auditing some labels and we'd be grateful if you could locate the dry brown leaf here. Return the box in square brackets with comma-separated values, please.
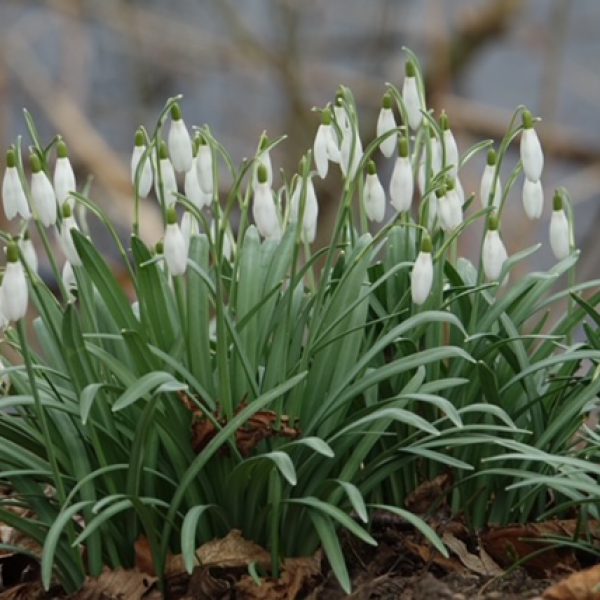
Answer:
[404, 538, 467, 574]
[0, 582, 44, 600]
[442, 531, 503, 576]
[197, 529, 271, 569]
[184, 565, 232, 600]
[543, 563, 600, 599]
[71, 568, 157, 600]
[405, 473, 452, 515]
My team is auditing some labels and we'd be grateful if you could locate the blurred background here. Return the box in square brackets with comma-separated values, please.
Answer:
[1, 0, 599, 280]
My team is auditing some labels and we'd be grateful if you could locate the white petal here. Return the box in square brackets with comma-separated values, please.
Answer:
[376, 108, 397, 158]
[185, 159, 211, 209]
[196, 145, 213, 194]
[447, 188, 463, 230]
[364, 173, 385, 223]
[482, 230, 508, 281]
[164, 223, 188, 275]
[19, 239, 38, 274]
[181, 212, 199, 254]
[155, 158, 178, 206]
[131, 145, 153, 198]
[443, 129, 459, 176]
[1, 262, 28, 321]
[2, 167, 30, 220]
[253, 151, 273, 189]
[340, 127, 363, 179]
[390, 157, 413, 212]
[520, 129, 544, 182]
[31, 171, 57, 227]
[53, 157, 76, 207]
[480, 165, 501, 210]
[402, 76, 422, 130]
[522, 179, 543, 220]
[253, 182, 281, 240]
[550, 209, 570, 260]
[62, 260, 77, 297]
[60, 216, 81, 266]
[168, 119, 193, 173]
[411, 251, 433, 305]
[437, 195, 454, 232]
[313, 125, 330, 179]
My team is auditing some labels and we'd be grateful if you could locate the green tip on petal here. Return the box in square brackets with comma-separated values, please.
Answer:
[522, 109, 534, 129]
[155, 240, 164, 255]
[367, 160, 377, 175]
[159, 141, 169, 160]
[440, 112, 450, 131]
[382, 92, 393, 109]
[6, 242, 19, 263]
[166, 207, 178, 225]
[170, 103, 182, 121]
[445, 177, 455, 191]
[257, 164, 268, 184]
[553, 190, 563, 211]
[486, 149, 497, 166]
[6, 148, 16, 168]
[134, 129, 145, 147]
[421, 234, 433, 253]
[435, 186, 446, 199]
[62, 203, 72, 218]
[259, 135, 270, 151]
[405, 60, 416, 78]
[321, 109, 332, 125]
[488, 213, 499, 231]
[398, 137, 409, 158]
[30, 154, 42, 173]
[57, 140, 69, 158]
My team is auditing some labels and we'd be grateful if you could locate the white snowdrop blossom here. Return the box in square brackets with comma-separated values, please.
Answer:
[253, 136, 273, 189]
[522, 178, 543, 220]
[181, 211, 200, 254]
[62, 260, 77, 298]
[164, 208, 188, 276]
[290, 175, 319, 243]
[446, 182, 463, 230]
[550, 192, 570, 261]
[376, 93, 397, 158]
[53, 140, 76, 208]
[482, 216, 508, 281]
[196, 139, 213, 195]
[340, 124, 363, 180]
[30, 155, 57, 227]
[2, 149, 30, 221]
[59, 205, 81, 267]
[390, 138, 413, 212]
[253, 165, 281, 240]
[520, 110, 544, 182]
[437, 189, 455, 233]
[1, 244, 28, 321]
[313, 109, 340, 178]
[480, 150, 501, 210]
[455, 176, 465, 206]
[18, 235, 37, 274]
[441, 113, 459, 176]
[130, 129, 153, 198]
[411, 236, 433, 305]
[210, 219, 233, 262]
[185, 157, 211, 209]
[363, 162, 385, 223]
[402, 61, 422, 131]
[155, 143, 178, 207]
[168, 104, 193, 173]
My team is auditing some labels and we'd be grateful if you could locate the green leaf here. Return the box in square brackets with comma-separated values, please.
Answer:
[112, 371, 187, 412]
[181, 505, 219, 573]
[334, 481, 368, 523]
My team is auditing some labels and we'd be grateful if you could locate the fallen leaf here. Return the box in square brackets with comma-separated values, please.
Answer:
[405, 473, 452, 515]
[71, 568, 157, 600]
[543, 563, 600, 599]
[442, 532, 503, 576]
[0, 582, 44, 600]
[197, 529, 271, 569]
[184, 565, 232, 600]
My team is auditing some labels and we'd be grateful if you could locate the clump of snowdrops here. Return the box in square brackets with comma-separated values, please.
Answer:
[0, 49, 599, 594]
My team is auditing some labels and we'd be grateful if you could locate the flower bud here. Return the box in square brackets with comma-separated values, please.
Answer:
[195, 136, 213, 195]
[522, 178, 543, 220]
[185, 150, 211, 210]
[482, 215, 508, 281]
[436, 186, 454, 232]
[253, 135, 273, 188]
[168, 104, 193, 173]
[445, 178, 463, 230]
[60, 203, 82, 266]
[2, 149, 31, 220]
[441, 113, 459, 177]
[131, 129, 153, 198]
[389, 138, 413, 212]
[480, 149, 502, 210]
[1, 243, 28, 321]
[520, 110, 543, 182]
[411, 235, 433, 305]
[253, 179, 281, 240]
[164, 207, 187, 275]
[402, 61, 422, 130]
[363, 161, 385, 223]
[53, 140, 76, 208]
[549, 191, 570, 260]
[290, 175, 319, 242]
[155, 142, 178, 206]
[376, 93, 397, 158]
[340, 124, 363, 180]
[30, 154, 57, 227]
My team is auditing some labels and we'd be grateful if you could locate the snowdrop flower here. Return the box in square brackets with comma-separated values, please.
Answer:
[428, 127, 442, 177]
[455, 176, 465, 206]
[313, 109, 340, 178]
[168, 103, 193, 173]
[53, 140, 76, 208]
[253, 135, 273, 189]
[59, 203, 81, 267]
[185, 141, 211, 209]
[1, 243, 28, 322]
[18, 232, 37, 274]
[376, 92, 397, 158]
[411, 235, 433, 305]
[62, 260, 77, 298]
[195, 136, 213, 195]
[482, 214, 508, 281]
[480, 149, 501, 210]
[2, 148, 30, 221]
[440, 112, 459, 177]
[340, 122, 363, 180]
[402, 60, 422, 131]
[155, 142, 178, 207]
[520, 110, 543, 182]
[0, 357, 10, 393]
[130, 129, 153, 198]
[333, 95, 351, 137]
[253, 164, 281, 240]
[164, 207, 187, 275]
[0, 284, 7, 332]
[390, 137, 413, 213]
[549, 191, 570, 261]
[363, 161, 385, 223]
[181, 210, 199, 254]
[522, 178, 543, 220]
[30, 154, 57, 227]
[210, 220, 233, 262]
[445, 178, 463, 230]
[436, 186, 454, 233]
[290, 173, 319, 243]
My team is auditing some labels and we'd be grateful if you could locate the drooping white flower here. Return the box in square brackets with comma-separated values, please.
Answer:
[2, 149, 30, 221]
[376, 93, 397, 158]
[30, 154, 57, 227]
[181, 211, 200, 254]
[482, 215, 508, 281]
[155, 142, 178, 207]
[53, 140, 76, 208]
[185, 156, 211, 210]
[210, 219, 233, 261]
[455, 176, 465, 206]
[549, 192, 570, 261]
[333, 97, 351, 138]
[520, 110, 543, 182]
[59, 203, 81, 267]
[446, 180, 463, 230]
[390, 137, 413, 212]
[522, 178, 543, 220]
[363, 162, 385, 223]
[195, 137, 213, 195]
[402, 60, 423, 131]
[168, 104, 193, 173]
[290, 174, 319, 243]
[313, 109, 340, 178]
[253, 165, 281, 240]
[18, 233, 37, 274]
[437, 188, 454, 233]
[253, 135, 273, 189]
[130, 129, 153, 198]
[164, 207, 188, 275]
[1, 243, 28, 321]
[411, 235, 433, 305]
[62, 260, 77, 298]
[480, 149, 502, 210]
[441, 113, 459, 176]
[340, 123, 363, 180]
